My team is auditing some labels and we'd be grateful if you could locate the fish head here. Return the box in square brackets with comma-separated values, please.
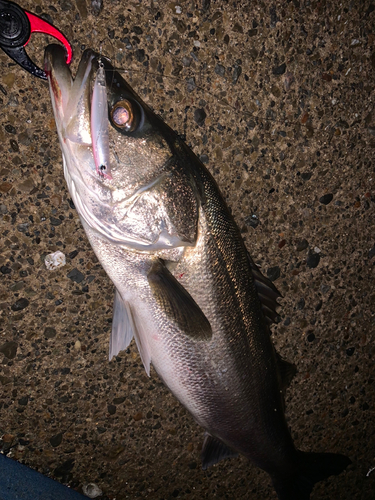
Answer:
[44, 44, 197, 250]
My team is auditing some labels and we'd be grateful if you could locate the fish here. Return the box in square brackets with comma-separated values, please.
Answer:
[44, 43, 351, 500]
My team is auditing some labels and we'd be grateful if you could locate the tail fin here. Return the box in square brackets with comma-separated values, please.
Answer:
[272, 451, 351, 500]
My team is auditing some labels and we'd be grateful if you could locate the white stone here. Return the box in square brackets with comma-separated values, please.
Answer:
[82, 483, 103, 498]
[44, 251, 66, 270]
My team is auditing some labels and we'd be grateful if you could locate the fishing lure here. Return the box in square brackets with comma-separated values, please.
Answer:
[91, 59, 112, 180]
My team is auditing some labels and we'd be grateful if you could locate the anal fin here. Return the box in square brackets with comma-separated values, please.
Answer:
[201, 432, 239, 470]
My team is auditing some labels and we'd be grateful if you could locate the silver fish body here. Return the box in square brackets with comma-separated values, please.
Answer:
[45, 44, 350, 500]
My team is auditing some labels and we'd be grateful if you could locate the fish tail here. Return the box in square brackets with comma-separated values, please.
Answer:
[272, 450, 351, 500]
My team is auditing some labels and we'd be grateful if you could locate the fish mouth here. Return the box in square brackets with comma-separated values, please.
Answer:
[44, 44, 100, 143]
[45, 44, 116, 184]
[44, 45, 113, 223]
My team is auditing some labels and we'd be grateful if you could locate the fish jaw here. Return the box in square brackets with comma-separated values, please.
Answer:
[44, 44, 73, 125]
[45, 44, 95, 146]
[44, 44, 106, 234]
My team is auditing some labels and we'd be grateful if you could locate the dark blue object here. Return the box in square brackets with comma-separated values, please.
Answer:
[0, 453, 87, 500]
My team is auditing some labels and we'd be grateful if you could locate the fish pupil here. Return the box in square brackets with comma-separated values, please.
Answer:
[113, 106, 130, 126]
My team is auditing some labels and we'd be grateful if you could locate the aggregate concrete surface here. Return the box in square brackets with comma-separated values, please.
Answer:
[0, 0, 374, 499]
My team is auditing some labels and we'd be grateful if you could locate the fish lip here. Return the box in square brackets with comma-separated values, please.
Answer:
[44, 44, 72, 114]
[44, 44, 98, 83]
[44, 44, 68, 76]
[44, 44, 100, 117]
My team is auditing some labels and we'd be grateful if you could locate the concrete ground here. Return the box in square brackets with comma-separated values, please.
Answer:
[0, 0, 374, 499]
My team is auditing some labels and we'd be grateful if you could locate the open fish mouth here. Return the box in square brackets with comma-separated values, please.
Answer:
[45, 45, 96, 134]
[45, 45, 113, 179]
[44, 45, 108, 237]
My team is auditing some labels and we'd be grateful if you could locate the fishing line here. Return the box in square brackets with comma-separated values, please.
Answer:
[84, 35, 365, 149]
[100, 63, 364, 146]
[85, 37, 294, 131]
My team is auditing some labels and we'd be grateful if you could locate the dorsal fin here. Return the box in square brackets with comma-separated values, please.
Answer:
[275, 351, 297, 393]
[246, 253, 297, 392]
[247, 251, 282, 326]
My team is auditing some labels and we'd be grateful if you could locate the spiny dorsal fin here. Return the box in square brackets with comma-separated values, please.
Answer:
[247, 251, 282, 326]
[148, 259, 212, 341]
[201, 432, 239, 470]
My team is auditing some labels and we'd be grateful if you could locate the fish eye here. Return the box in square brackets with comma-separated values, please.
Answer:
[111, 100, 135, 131]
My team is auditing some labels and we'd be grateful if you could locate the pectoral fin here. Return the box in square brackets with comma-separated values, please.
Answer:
[148, 260, 212, 341]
